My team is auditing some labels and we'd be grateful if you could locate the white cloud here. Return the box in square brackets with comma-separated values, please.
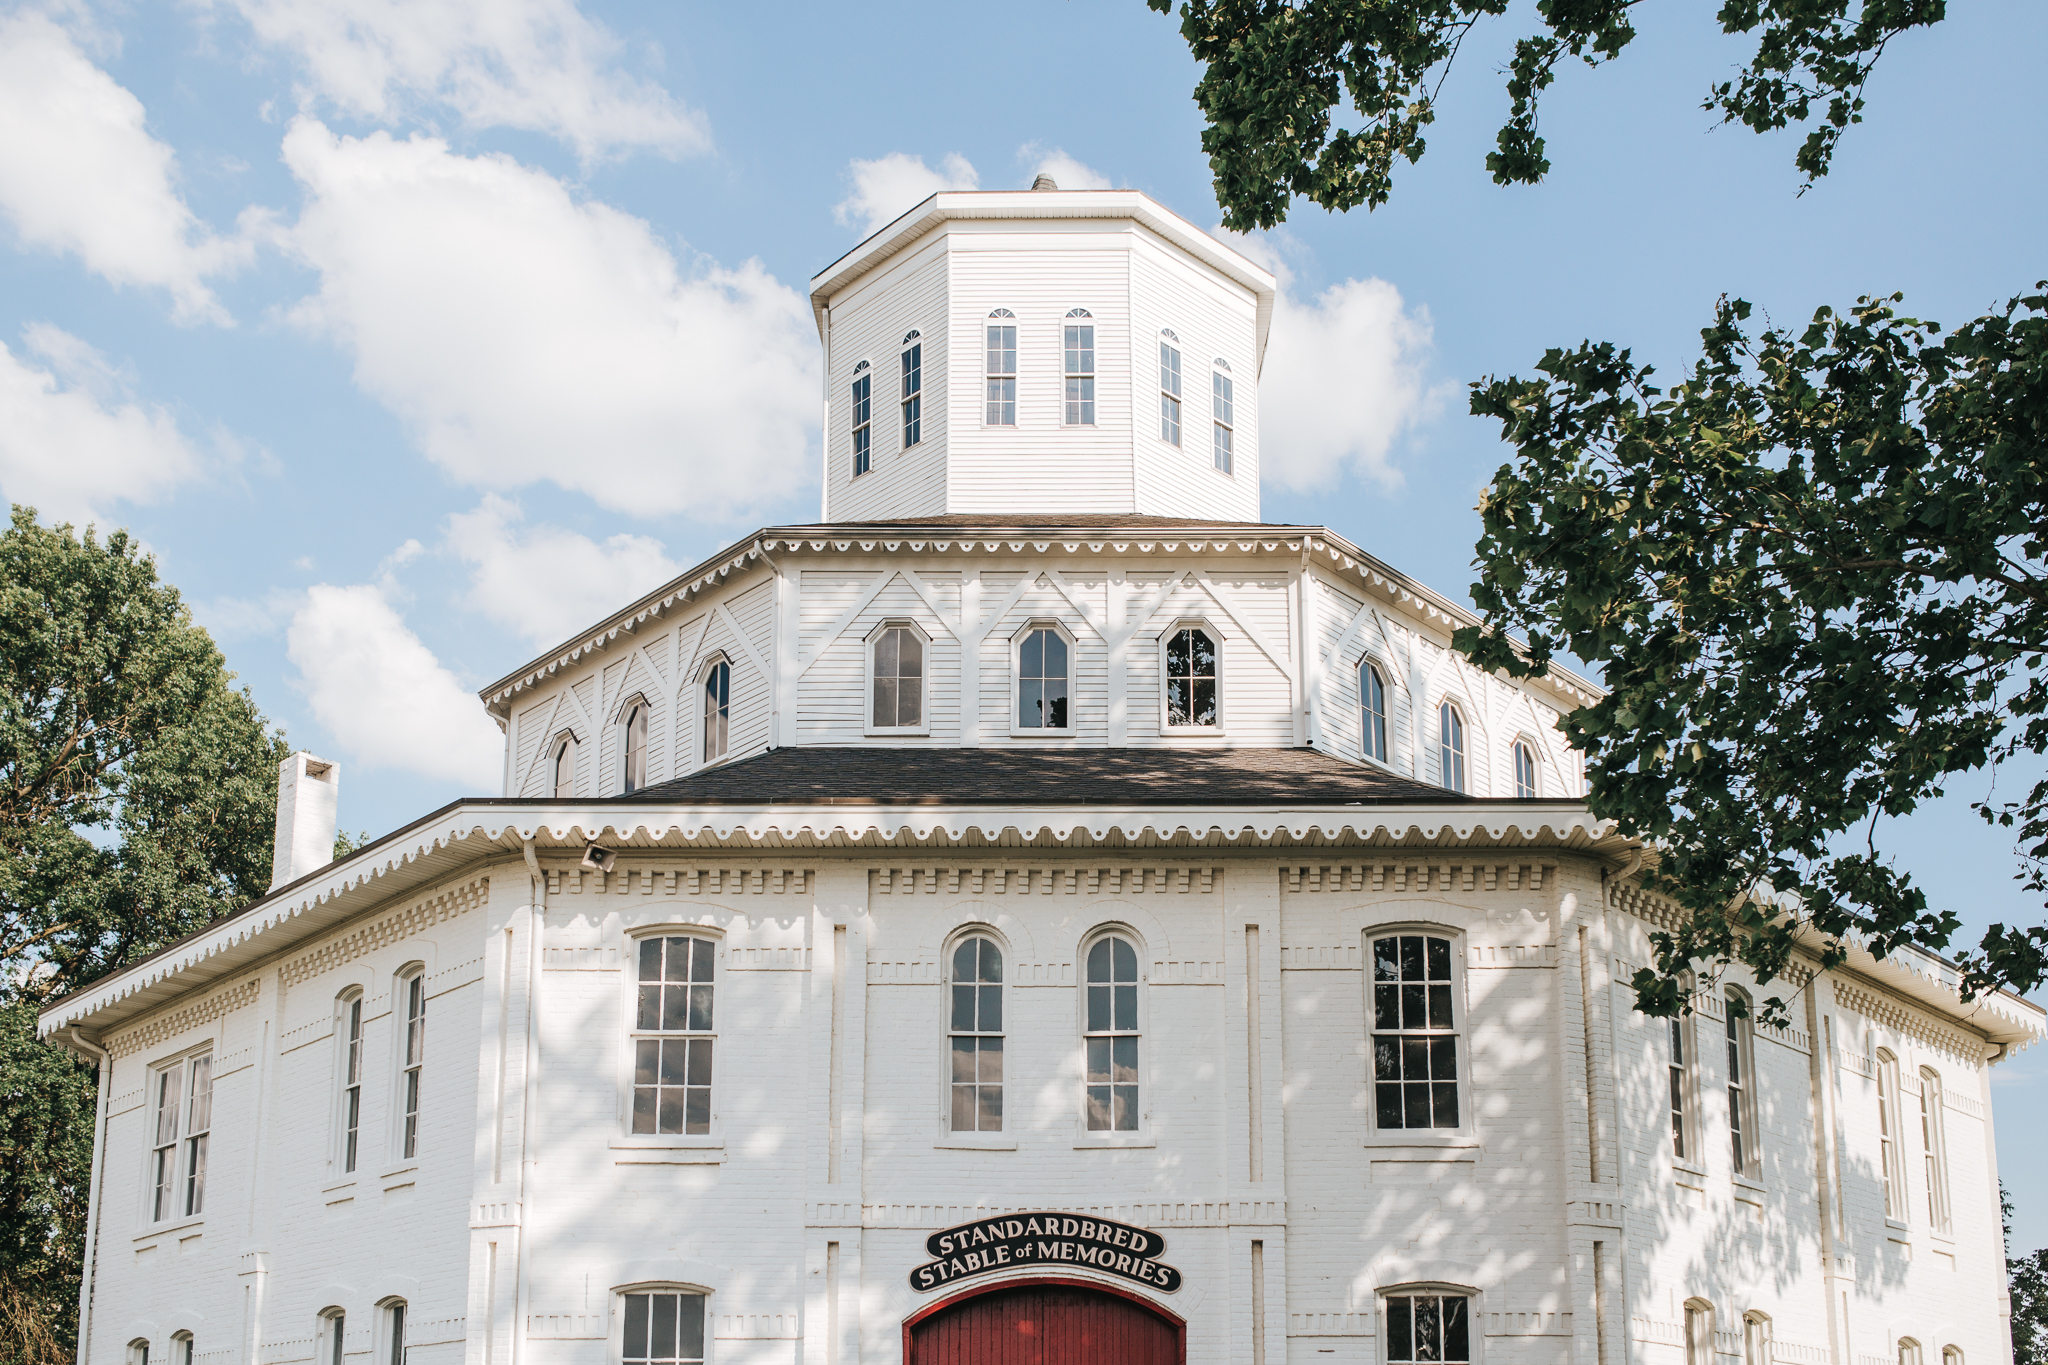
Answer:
[444, 495, 680, 647]
[286, 581, 503, 786]
[0, 12, 249, 324]
[0, 325, 204, 523]
[834, 152, 979, 237]
[1019, 144, 1112, 190]
[1235, 236, 1445, 490]
[207, 0, 708, 162]
[279, 120, 817, 521]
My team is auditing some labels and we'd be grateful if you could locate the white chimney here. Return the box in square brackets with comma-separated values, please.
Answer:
[271, 752, 340, 890]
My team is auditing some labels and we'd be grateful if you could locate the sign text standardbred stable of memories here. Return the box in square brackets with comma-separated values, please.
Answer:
[907, 1212, 1183, 1293]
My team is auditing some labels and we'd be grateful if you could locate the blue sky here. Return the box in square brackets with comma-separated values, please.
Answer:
[3, 0, 2046, 1244]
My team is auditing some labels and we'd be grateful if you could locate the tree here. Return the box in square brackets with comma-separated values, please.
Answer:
[0, 506, 289, 1363]
[1453, 288, 2048, 1019]
[1145, 0, 1948, 231]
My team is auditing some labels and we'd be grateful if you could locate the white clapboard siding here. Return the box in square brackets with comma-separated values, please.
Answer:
[1128, 231, 1260, 521]
[826, 239, 951, 523]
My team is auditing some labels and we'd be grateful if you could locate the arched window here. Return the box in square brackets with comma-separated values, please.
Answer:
[986, 314, 1017, 426]
[1360, 661, 1388, 763]
[1943, 1346, 1963, 1365]
[1385, 1292, 1469, 1364]
[398, 966, 426, 1160]
[870, 623, 925, 730]
[1899, 1340, 1924, 1365]
[1016, 625, 1070, 730]
[622, 1289, 707, 1365]
[901, 333, 923, 448]
[1371, 931, 1461, 1131]
[620, 698, 648, 794]
[1920, 1067, 1951, 1233]
[632, 934, 716, 1135]
[552, 734, 578, 799]
[172, 1333, 194, 1365]
[321, 1311, 346, 1365]
[381, 1301, 407, 1365]
[851, 362, 873, 476]
[1726, 989, 1757, 1176]
[1514, 740, 1537, 798]
[948, 934, 1004, 1132]
[1211, 365, 1235, 473]
[1683, 1301, 1714, 1365]
[701, 662, 730, 762]
[338, 989, 364, 1173]
[1876, 1048, 1904, 1217]
[130, 1340, 150, 1365]
[1163, 626, 1218, 727]
[1743, 1312, 1772, 1365]
[1084, 932, 1141, 1132]
[1159, 332, 1182, 446]
[1438, 701, 1466, 793]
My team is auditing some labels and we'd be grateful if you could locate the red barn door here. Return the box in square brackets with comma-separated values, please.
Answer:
[905, 1277, 1184, 1365]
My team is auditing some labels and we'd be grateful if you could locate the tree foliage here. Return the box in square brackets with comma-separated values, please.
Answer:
[1454, 289, 2048, 1020]
[0, 507, 288, 1363]
[1145, 0, 1948, 230]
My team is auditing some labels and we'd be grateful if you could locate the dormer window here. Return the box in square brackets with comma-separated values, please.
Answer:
[1159, 332, 1182, 446]
[1014, 624, 1072, 732]
[1163, 625, 1219, 728]
[1064, 313, 1095, 425]
[986, 312, 1016, 426]
[851, 361, 873, 476]
[869, 622, 928, 732]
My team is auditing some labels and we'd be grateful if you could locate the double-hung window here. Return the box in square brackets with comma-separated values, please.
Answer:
[901, 333, 922, 448]
[150, 1051, 213, 1221]
[322, 1313, 345, 1365]
[1360, 662, 1388, 763]
[1439, 702, 1467, 793]
[1920, 1067, 1951, 1233]
[633, 936, 716, 1135]
[851, 364, 872, 476]
[1164, 627, 1218, 727]
[1514, 740, 1537, 798]
[1385, 1293, 1470, 1365]
[1669, 1008, 1693, 1161]
[1017, 626, 1069, 730]
[1212, 364, 1234, 473]
[384, 1303, 407, 1365]
[986, 313, 1016, 425]
[552, 734, 577, 799]
[1727, 991, 1757, 1175]
[702, 662, 730, 762]
[621, 700, 648, 793]
[1084, 934, 1141, 1131]
[623, 1290, 706, 1365]
[1064, 312, 1094, 425]
[871, 624, 924, 729]
[340, 994, 363, 1172]
[399, 970, 425, 1160]
[949, 935, 1004, 1132]
[1877, 1049, 1903, 1216]
[1159, 334, 1182, 444]
[1371, 934, 1459, 1130]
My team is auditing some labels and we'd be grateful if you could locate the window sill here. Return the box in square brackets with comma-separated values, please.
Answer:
[1885, 1216, 1911, 1234]
[936, 1135, 1017, 1151]
[1732, 1174, 1767, 1198]
[1008, 728, 1078, 740]
[135, 1215, 204, 1242]
[1362, 1135, 1480, 1152]
[321, 1177, 358, 1196]
[864, 728, 933, 740]
[1157, 726, 1227, 738]
[611, 1135, 723, 1151]
[1671, 1161, 1708, 1181]
[1074, 1133, 1156, 1149]
[379, 1163, 418, 1181]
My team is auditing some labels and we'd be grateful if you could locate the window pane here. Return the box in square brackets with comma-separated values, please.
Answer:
[625, 1294, 649, 1360]
[1086, 1037, 1110, 1083]
[688, 984, 713, 1032]
[685, 1086, 710, 1134]
[952, 1083, 977, 1131]
[1114, 1086, 1137, 1130]
[1114, 983, 1137, 1032]
[1021, 629, 1042, 676]
[660, 983, 688, 1031]
[1087, 1087, 1112, 1130]
[1429, 984, 1454, 1029]
[1088, 938, 1112, 982]
[952, 982, 975, 1032]
[1020, 679, 1044, 727]
[872, 678, 896, 728]
[899, 630, 923, 677]
[1112, 1036, 1138, 1083]
[1442, 1296, 1470, 1362]
[1374, 939, 1400, 981]
[952, 1037, 976, 1083]
[1088, 984, 1110, 1033]
[979, 983, 1002, 1032]
[1376, 1082, 1403, 1129]
[1388, 1297, 1413, 1361]
[1113, 937, 1137, 981]
[1375, 985, 1400, 1031]
[677, 1298, 704, 1359]
[658, 1089, 686, 1135]
[649, 1295, 676, 1360]
[979, 1080, 1003, 1130]
[979, 938, 1002, 983]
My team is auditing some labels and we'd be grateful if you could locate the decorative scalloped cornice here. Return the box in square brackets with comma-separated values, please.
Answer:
[106, 975, 260, 1060]
[1831, 979, 1986, 1061]
[278, 876, 489, 989]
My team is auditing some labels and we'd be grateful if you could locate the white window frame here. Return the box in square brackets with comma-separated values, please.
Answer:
[901, 331, 923, 450]
[1378, 1283, 1478, 1365]
[1668, 978, 1702, 1169]
[551, 731, 580, 800]
[850, 360, 873, 477]
[1158, 330, 1182, 446]
[393, 964, 426, 1166]
[335, 989, 366, 1176]
[1211, 360, 1235, 475]
[1075, 925, 1151, 1147]
[128, 1340, 150, 1365]
[938, 925, 1013, 1149]
[1683, 1300, 1714, 1365]
[1009, 619, 1077, 737]
[1364, 924, 1474, 1146]
[144, 1044, 214, 1227]
[616, 928, 724, 1154]
[1513, 738, 1538, 798]
[697, 656, 732, 767]
[865, 619, 932, 737]
[1899, 1340, 1925, 1365]
[1359, 657, 1390, 766]
[1063, 309, 1095, 426]
[1438, 700, 1468, 793]
[618, 694, 651, 795]
[319, 1311, 346, 1365]
[1156, 618, 1224, 733]
[171, 1332, 194, 1365]
[984, 310, 1017, 427]
[379, 1300, 408, 1365]
[1742, 1312, 1772, 1365]
[612, 1284, 713, 1365]
[1726, 989, 1761, 1180]
[1876, 1047, 1906, 1220]
[1919, 1066, 1952, 1235]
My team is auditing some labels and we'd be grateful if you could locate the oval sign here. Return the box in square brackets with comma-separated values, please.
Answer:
[909, 1212, 1182, 1294]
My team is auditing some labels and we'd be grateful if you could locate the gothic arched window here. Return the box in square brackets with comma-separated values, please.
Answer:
[1360, 661, 1388, 763]
[1438, 702, 1466, 793]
